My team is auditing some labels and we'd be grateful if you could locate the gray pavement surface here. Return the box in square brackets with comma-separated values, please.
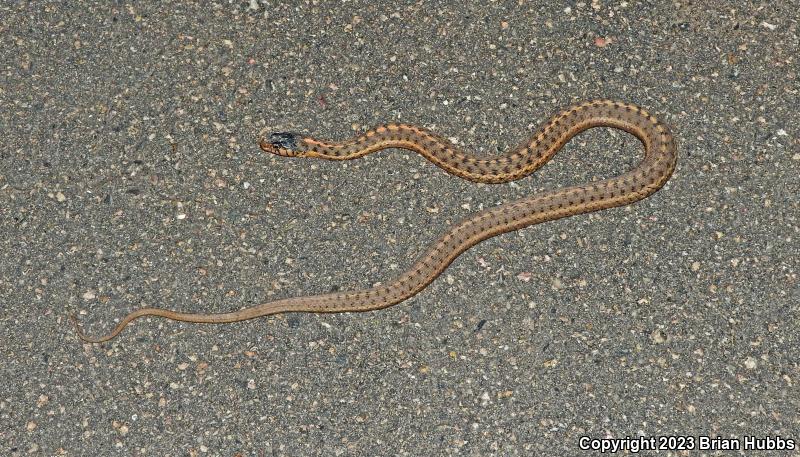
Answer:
[1, 1, 798, 455]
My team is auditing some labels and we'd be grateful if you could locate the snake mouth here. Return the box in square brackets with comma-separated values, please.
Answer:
[259, 132, 303, 157]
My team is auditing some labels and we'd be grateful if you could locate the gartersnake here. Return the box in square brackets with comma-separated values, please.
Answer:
[72, 99, 677, 343]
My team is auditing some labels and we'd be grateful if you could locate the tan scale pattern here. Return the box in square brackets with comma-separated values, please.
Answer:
[73, 99, 677, 343]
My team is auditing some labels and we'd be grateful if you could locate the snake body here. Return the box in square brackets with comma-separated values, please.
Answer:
[72, 99, 677, 343]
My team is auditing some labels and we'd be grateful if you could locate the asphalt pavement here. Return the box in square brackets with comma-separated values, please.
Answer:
[1, 1, 798, 455]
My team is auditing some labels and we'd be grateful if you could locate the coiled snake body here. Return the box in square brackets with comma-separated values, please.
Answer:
[72, 99, 677, 343]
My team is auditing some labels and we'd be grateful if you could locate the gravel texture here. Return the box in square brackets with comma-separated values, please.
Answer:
[1, 1, 798, 455]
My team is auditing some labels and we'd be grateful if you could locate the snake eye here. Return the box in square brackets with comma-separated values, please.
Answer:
[260, 132, 302, 156]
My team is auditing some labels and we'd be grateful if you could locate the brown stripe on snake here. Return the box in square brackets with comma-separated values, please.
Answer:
[71, 99, 677, 343]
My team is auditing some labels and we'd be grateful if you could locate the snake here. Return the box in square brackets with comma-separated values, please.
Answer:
[71, 99, 677, 343]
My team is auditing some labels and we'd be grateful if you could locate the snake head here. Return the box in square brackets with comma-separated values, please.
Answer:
[259, 132, 304, 157]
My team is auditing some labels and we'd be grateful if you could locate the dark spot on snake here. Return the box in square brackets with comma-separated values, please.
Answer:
[268, 132, 300, 151]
